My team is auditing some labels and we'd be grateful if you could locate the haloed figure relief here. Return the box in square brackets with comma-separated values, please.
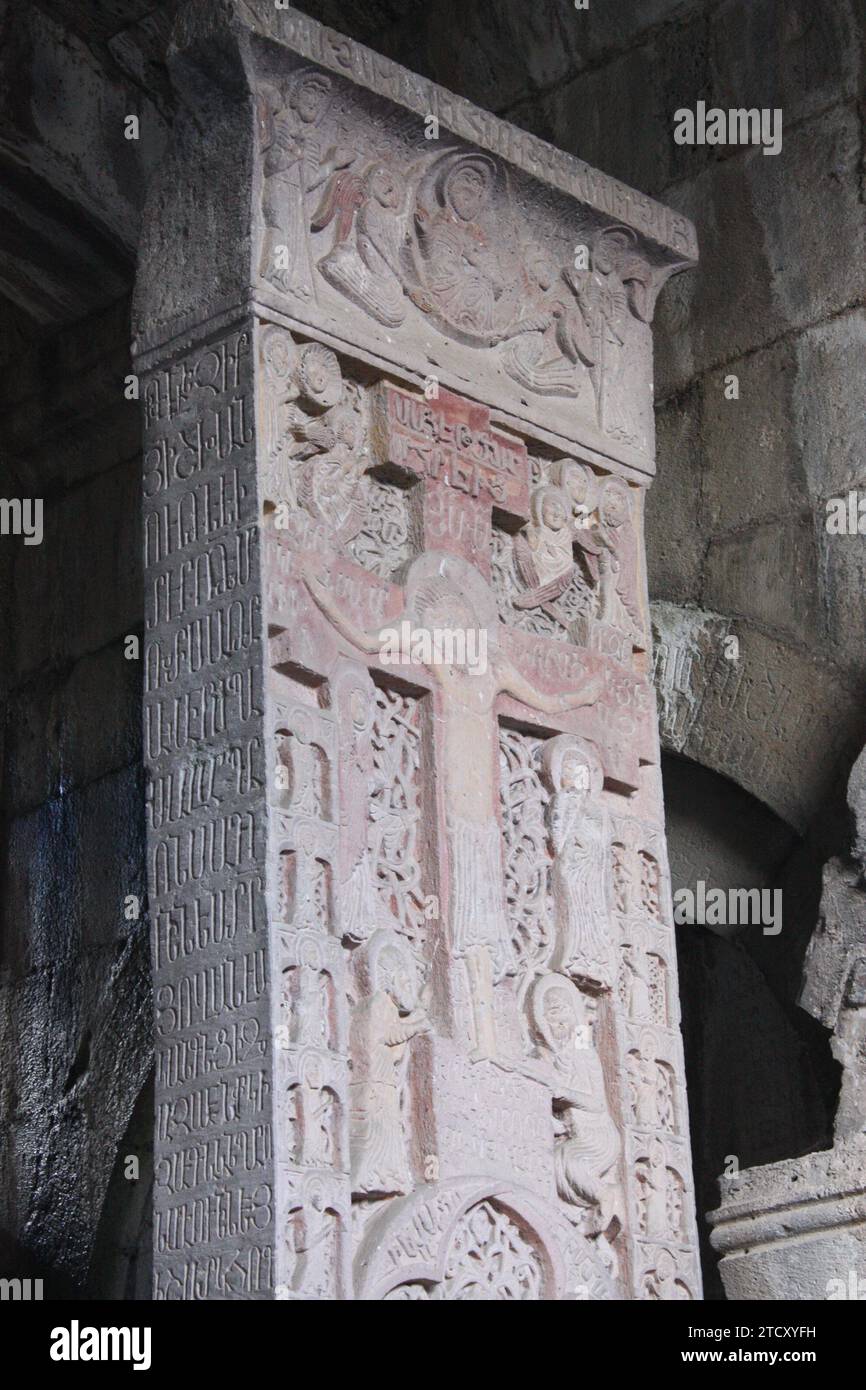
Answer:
[532, 974, 622, 1274]
[349, 931, 431, 1198]
[543, 735, 616, 991]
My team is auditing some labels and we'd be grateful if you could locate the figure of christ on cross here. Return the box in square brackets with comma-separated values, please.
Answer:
[303, 550, 603, 1062]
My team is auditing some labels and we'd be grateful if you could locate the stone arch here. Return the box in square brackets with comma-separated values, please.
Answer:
[353, 1178, 618, 1301]
[651, 601, 863, 834]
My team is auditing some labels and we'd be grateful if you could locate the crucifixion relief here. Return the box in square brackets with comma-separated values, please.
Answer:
[136, 1, 700, 1301]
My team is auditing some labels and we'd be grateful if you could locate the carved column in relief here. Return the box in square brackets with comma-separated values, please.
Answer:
[135, 0, 701, 1299]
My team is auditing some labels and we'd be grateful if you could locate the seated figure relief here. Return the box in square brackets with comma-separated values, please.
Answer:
[260, 329, 374, 547]
[513, 484, 576, 624]
[531, 974, 622, 1273]
[503, 465, 642, 661]
[313, 162, 410, 328]
[408, 150, 527, 343]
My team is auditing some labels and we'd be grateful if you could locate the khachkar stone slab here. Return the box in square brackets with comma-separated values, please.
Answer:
[134, 0, 701, 1301]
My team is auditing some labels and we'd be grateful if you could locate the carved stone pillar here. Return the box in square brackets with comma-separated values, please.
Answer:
[135, 0, 701, 1300]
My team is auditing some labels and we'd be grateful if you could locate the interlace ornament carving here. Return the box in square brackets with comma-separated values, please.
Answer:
[349, 473, 414, 579]
[499, 728, 554, 975]
[370, 687, 427, 945]
[383, 1201, 545, 1300]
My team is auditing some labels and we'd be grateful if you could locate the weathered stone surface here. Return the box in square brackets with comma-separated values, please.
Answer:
[702, 515, 822, 649]
[655, 104, 866, 398]
[709, 0, 863, 129]
[708, 742, 866, 1296]
[652, 601, 862, 832]
[9, 459, 141, 682]
[709, 1138, 866, 1300]
[136, 1, 700, 1300]
[533, 4, 712, 198]
[0, 4, 168, 323]
[796, 309, 866, 502]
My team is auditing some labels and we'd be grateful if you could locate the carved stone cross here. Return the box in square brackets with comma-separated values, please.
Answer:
[135, 0, 701, 1302]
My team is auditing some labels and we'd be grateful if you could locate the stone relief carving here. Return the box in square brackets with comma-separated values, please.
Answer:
[294, 1052, 340, 1169]
[609, 818, 670, 927]
[407, 150, 527, 344]
[272, 701, 331, 819]
[354, 1177, 619, 1301]
[386, 1200, 545, 1301]
[314, 162, 410, 328]
[513, 485, 576, 624]
[642, 1248, 693, 1300]
[543, 735, 616, 992]
[257, 90, 660, 453]
[259, 326, 374, 547]
[491, 459, 643, 666]
[499, 727, 554, 979]
[621, 943, 668, 1026]
[639, 849, 663, 921]
[143, 5, 700, 1301]
[348, 474, 414, 579]
[570, 472, 644, 661]
[369, 686, 429, 951]
[635, 1139, 685, 1243]
[258, 71, 354, 303]
[531, 974, 621, 1272]
[285, 956, 333, 1050]
[296, 380, 368, 545]
[626, 1032, 678, 1134]
[349, 931, 431, 1200]
[333, 667, 381, 947]
[285, 1180, 343, 1299]
[303, 550, 602, 1063]
[498, 226, 654, 442]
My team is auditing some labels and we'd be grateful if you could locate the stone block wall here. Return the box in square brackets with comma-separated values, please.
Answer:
[0, 296, 151, 1295]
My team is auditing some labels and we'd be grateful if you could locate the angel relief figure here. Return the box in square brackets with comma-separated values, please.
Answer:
[265, 341, 373, 548]
[571, 228, 654, 443]
[501, 229, 654, 439]
[573, 475, 643, 652]
[500, 252, 597, 401]
[296, 381, 369, 547]
[513, 484, 575, 624]
[258, 71, 355, 301]
[313, 162, 410, 327]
